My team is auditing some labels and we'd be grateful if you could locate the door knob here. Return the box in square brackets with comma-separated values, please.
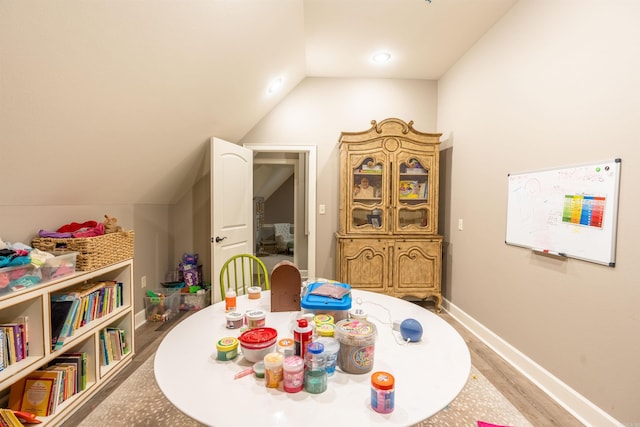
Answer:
[214, 236, 227, 243]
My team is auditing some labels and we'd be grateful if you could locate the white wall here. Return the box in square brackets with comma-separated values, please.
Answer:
[241, 77, 439, 278]
[438, 0, 639, 424]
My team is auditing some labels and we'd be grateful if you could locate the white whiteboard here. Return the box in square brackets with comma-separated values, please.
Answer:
[506, 159, 621, 267]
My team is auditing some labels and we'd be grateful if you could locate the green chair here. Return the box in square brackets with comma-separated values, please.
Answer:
[219, 254, 270, 298]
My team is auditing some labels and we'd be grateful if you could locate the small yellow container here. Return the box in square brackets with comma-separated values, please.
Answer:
[314, 314, 334, 325]
[317, 323, 335, 337]
[216, 337, 239, 361]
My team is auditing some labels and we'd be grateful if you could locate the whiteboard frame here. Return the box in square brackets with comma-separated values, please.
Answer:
[505, 158, 621, 267]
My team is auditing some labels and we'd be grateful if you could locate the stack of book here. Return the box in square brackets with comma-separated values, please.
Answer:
[50, 280, 124, 350]
[0, 317, 29, 372]
[8, 352, 87, 417]
[100, 327, 130, 366]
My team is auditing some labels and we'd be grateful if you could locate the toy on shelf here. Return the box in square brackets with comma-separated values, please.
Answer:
[103, 214, 123, 234]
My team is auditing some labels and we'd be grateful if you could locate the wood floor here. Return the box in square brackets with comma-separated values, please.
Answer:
[62, 308, 585, 427]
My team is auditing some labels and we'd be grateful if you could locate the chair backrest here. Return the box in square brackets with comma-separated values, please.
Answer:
[274, 223, 292, 240]
[219, 254, 270, 299]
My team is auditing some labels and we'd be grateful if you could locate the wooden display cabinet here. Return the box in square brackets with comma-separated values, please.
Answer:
[336, 118, 443, 310]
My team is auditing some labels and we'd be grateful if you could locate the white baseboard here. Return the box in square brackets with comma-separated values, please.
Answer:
[443, 299, 623, 427]
[135, 309, 147, 329]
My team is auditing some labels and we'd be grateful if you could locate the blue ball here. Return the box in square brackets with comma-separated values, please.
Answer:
[400, 318, 423, 342]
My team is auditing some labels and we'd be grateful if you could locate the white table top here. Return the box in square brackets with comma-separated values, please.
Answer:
[154, 290, 470, 427]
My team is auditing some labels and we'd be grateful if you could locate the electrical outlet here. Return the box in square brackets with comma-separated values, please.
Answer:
[141, 276, 147, 288]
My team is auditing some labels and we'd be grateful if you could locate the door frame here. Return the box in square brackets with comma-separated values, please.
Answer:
[244, 144, 316, 281]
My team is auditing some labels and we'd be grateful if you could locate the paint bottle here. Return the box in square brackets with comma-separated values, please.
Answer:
[225, 288, 236, 312]
[293, 318, 313, 359]
[371, 371, 395, 414]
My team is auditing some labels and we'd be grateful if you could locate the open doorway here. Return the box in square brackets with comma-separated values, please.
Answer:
[246, 146, 316, 281]
[253, 161, 295, 273]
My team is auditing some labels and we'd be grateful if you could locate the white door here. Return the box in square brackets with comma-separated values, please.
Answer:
[210, 137, 253, 304]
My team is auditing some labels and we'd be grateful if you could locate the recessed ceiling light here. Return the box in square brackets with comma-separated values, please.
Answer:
[372, 52, 391, 63]
[268, 77, 283, 94]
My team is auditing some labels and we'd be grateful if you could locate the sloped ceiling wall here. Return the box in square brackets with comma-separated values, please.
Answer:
[0, 1, 306, 206]
[1, 0, 517, 207]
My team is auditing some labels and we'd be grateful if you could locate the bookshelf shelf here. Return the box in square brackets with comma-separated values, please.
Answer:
[0, 259, 134, 425]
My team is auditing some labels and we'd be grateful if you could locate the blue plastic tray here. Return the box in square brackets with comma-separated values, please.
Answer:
[300, 281, 352, 311]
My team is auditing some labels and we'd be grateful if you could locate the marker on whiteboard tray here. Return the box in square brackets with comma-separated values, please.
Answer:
[534, 248, 566, 257]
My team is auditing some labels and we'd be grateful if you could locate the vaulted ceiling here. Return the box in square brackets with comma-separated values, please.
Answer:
[0, 0, 517, 206]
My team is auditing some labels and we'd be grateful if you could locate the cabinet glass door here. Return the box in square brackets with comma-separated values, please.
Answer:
[352, 157, 384, 230]
[397, 157, 430, 230]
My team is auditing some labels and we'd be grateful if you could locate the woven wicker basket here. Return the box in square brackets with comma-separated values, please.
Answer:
[32, 231, 134, 271]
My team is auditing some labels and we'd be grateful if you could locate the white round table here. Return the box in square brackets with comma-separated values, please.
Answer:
[154, 290, 470, 426]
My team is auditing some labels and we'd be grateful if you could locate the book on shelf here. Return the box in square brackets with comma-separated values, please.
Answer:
[418, 182, 428, 199]
[359, 163, 382, 173]
[0, 326, 17, 365]
[18, 370, 62, 417]
[100, 327, 129, 365]
[51, 352, 87, 392]
[50, 280, 123, 350]
[0, 408, 24, 427]
[398, 180, 420, 199]
[49, 299, 75, 350]
[0, 328, 5, 372]
[47, 364, 75, 402]
[14, 316, 29, 359]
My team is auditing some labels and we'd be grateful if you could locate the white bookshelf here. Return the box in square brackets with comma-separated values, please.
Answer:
[0, 259, 135, 425]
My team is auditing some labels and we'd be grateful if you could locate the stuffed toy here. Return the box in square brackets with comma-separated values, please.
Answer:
[103, 214, 123, 234]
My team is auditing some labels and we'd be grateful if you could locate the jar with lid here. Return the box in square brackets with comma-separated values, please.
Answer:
[246, 309, 266, 329]
[370, 371, 395, 413]
[264, 352, 284, 389]
[313, 314, 334, 325]
[315, 337, 339, 376]
[334, 319, 377, 374]
[283, 356, 304, 393]
[316, 323, 335, 338]
[304, 341, 327, 394]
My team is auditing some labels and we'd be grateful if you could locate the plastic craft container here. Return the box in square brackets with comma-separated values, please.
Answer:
[179, 288, 211, 311]
[238, 327, 277, 363]
[301, 282, 352, 322]
[334, 319, 377, 374]
[144, 288, 180, 322]
[0, 263, 40, 293]
[216, 337, 239, 361]
[41, 252, 78, 281]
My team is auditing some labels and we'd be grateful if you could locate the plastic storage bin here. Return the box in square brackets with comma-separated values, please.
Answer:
[301, 281, 352, 321]
[180, 288, 211, 311]
[41, 252, 78, 281]
[144, 288, 180, 322]
[0, 263, 41, 293]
